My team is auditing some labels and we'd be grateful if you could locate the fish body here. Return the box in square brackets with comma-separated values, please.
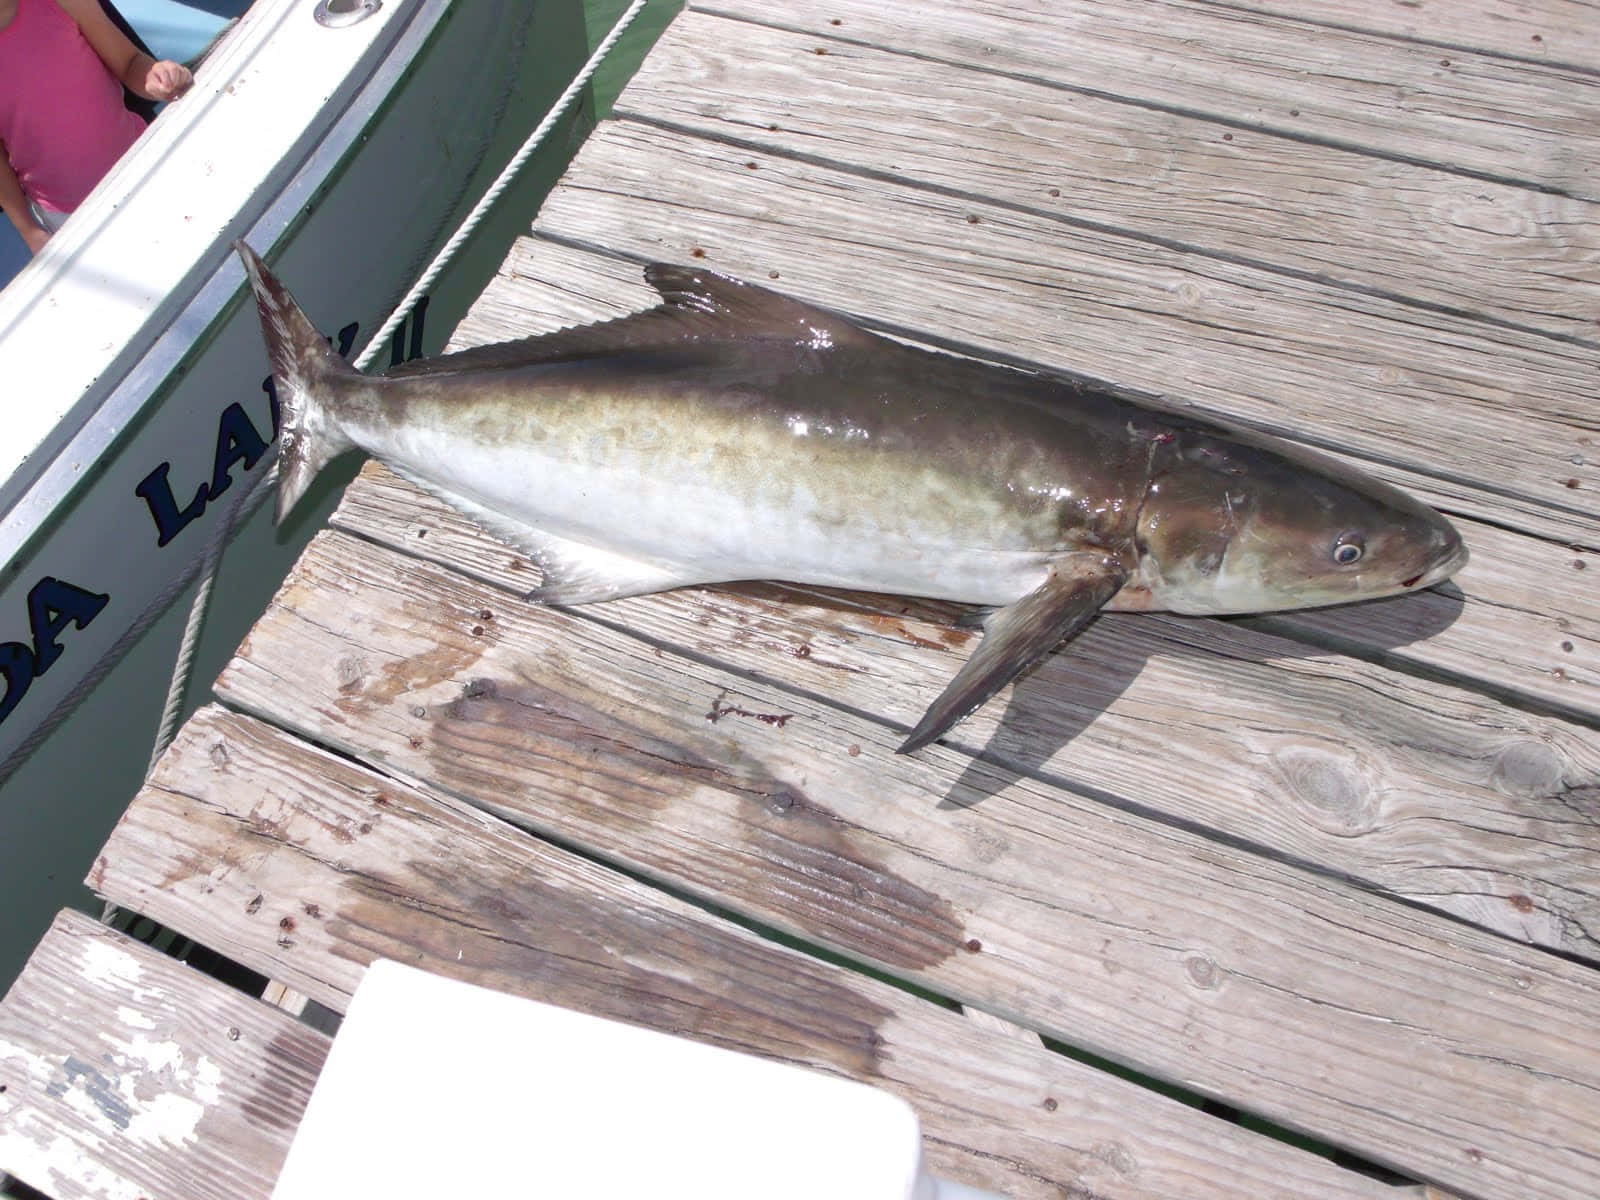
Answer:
[238, 242, 1467, 752]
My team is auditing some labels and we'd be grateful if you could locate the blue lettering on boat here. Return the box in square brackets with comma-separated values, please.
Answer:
[0, 643, 33, 726]
[0, 302, 428, 732]
[134, 320, 362, 547]
[134, 463, 210, 548]
[0, 578, 112, 724]
[133, 400, 272, 547]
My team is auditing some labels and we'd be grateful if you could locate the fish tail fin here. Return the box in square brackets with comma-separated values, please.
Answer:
[235, 239, 360, 524]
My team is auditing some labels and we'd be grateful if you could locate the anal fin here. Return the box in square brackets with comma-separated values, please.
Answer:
[899, 554, 1129, 754]
[523, 535, 699, 605]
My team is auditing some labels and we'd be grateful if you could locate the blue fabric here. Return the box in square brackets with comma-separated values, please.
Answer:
[0, 227, 27, 288]
[116, 0, 247, 63]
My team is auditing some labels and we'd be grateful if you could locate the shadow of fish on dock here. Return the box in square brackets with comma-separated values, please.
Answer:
[937, 582, 1467, 812]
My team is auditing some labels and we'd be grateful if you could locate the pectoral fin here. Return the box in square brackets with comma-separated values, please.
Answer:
[898, 555, 1128, 754]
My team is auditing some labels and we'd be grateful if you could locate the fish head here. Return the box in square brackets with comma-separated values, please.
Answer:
[1131, 423, 1468, 615]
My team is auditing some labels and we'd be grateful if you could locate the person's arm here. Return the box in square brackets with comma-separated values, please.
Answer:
[53, 0, 193, 101]
[0, 151, 51, 254]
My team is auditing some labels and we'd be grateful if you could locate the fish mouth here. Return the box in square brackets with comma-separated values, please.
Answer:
[1406, 535, 1470, 592]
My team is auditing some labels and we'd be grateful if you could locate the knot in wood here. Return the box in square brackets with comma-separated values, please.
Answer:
[1183, 952, 1220, 991]
[1270, 745, 1379, 837]
[1490, 739, 1567, 799]
[1092, 1140, 1139, 1177]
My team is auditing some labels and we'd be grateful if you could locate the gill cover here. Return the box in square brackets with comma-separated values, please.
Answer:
[1134, 423, 1467, 614]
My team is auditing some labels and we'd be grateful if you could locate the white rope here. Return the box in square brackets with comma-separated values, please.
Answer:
[147, 0, 653, 767]
[352, 0, 651, 372]
[147, 456, 275, 773]
[147, 516, 223, 773]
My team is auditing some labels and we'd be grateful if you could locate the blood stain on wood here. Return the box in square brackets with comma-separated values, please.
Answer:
[423, 667, 966, 970]
[326, 859, 899, 1079]
[706, 694, 794, 728]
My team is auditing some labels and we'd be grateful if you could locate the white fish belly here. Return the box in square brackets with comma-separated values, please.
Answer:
[373, 415, 1060, 606]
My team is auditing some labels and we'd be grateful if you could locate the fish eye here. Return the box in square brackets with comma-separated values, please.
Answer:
[1332, 535, 1365, 566]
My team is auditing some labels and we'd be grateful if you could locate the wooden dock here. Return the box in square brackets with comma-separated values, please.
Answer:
[4, 1, 1598, 1196]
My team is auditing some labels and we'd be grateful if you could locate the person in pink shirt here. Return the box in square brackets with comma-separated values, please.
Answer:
[0, 0, 193, 255]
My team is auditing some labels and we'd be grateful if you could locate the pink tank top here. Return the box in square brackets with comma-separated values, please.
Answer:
[0, 0, 147, 212]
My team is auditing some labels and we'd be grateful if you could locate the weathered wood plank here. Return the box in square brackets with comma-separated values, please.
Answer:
[444, 241, 1600, 724]
[696, 0, 1600, 199]
[0, 911, 324, 1200]
[93, 706, 1408, 1200]
[209, 529, 1600, 1198]
[330, 462, 1600, 964]
[625, 11, 1600, 340]
[524, 122, 1598, 545]
[1221, 0, 1600, 69]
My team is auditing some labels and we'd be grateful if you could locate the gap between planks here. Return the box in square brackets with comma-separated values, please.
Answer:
[97, 705, 1420, 1200]
[0, 910, 325, 1200]
[693, 0, 1600, 200]
[637, 8, 1600, 344]
[1192, 0, 1600, 72]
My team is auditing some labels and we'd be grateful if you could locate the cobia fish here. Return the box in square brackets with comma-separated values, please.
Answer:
[237, 241, 1467, 753]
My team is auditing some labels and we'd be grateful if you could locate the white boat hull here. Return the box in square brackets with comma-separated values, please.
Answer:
[0, 0, 579, 776]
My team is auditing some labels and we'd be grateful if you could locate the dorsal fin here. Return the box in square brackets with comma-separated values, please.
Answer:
[640, 264, 873, 344]
[384, 263, 876, 380]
